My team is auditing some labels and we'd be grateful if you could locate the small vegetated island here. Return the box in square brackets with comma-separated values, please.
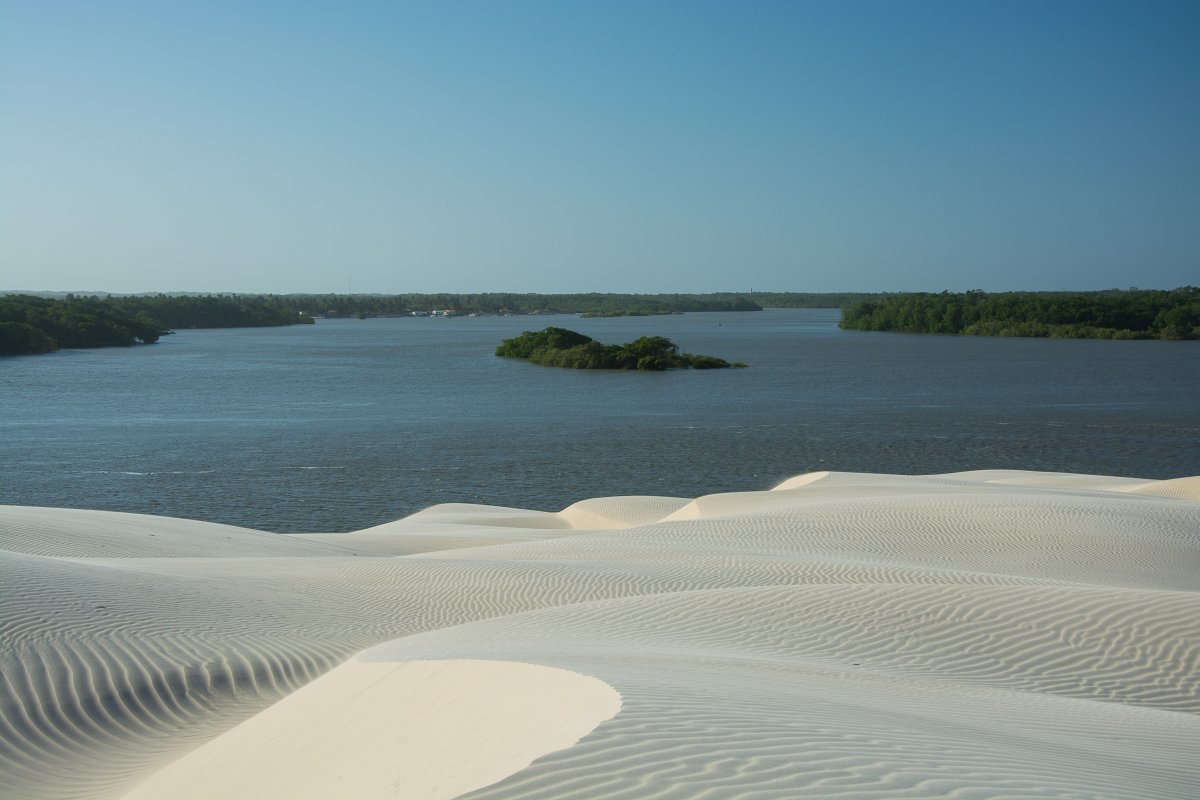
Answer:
[497, 327, 746, 370]
[840, 287, 1199, 340]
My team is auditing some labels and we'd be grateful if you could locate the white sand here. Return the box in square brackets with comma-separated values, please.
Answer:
[120, 659, 619, 800]
[2, 469, 1199, 799]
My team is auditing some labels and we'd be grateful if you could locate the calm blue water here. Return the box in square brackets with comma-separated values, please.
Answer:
[3, 309, 1197, 531]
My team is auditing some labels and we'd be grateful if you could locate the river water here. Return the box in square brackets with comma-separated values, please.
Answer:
[3, 309, 1197, 531]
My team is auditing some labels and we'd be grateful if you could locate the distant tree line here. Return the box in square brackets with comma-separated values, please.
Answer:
[0, 294, 312, 356]
[2, 289, 874, 334]
[839, 288, 1200, 340]
[496, 327, 746, 370]
[268, 292, 894, 316]
[740, 292, 881, 309]
[273, 292, 764, 317]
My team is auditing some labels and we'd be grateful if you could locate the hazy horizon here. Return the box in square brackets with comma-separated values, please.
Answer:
[2, 1, 1196, 295]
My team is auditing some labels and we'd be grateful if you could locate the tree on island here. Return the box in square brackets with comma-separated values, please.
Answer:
[496, 327, 746, 370]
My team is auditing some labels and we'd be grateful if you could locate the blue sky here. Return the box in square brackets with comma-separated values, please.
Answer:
[1, 0, 1196, 293]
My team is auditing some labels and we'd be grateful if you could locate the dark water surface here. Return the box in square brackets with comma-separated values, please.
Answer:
[3, 309, 1197, 532]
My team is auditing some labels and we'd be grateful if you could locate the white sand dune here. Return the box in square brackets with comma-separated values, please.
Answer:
[2, 469, 1199, 799]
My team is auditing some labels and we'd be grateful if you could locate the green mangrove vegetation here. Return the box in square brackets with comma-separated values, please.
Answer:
[0, 295, 166, 355]
[840, 288, 1200, 340]
[0, 294, 313, 356]
[496, 327, 746, 370]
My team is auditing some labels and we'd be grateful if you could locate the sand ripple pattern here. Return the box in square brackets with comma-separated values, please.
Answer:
[2, 470, 1199, 798]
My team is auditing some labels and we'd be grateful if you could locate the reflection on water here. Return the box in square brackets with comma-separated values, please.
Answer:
[2, 309, 1197, 531]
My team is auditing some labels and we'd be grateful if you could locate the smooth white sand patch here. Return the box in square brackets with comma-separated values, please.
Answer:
[119, 659, 620, 800]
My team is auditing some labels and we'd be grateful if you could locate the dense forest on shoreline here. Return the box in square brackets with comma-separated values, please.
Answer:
[497, 327, 745, 370]
[840, 288, 1200, 340]
[0, 295, 311, 355]
[0, 296, 165, 355]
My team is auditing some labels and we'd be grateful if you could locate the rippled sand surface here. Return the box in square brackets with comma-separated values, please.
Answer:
[2, 469, 1198, 799]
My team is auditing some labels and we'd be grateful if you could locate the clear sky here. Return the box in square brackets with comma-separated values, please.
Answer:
[1, 0, 1196, 294]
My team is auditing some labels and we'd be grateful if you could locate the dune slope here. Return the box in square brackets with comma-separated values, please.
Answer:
[2, 470, 1198, 799]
